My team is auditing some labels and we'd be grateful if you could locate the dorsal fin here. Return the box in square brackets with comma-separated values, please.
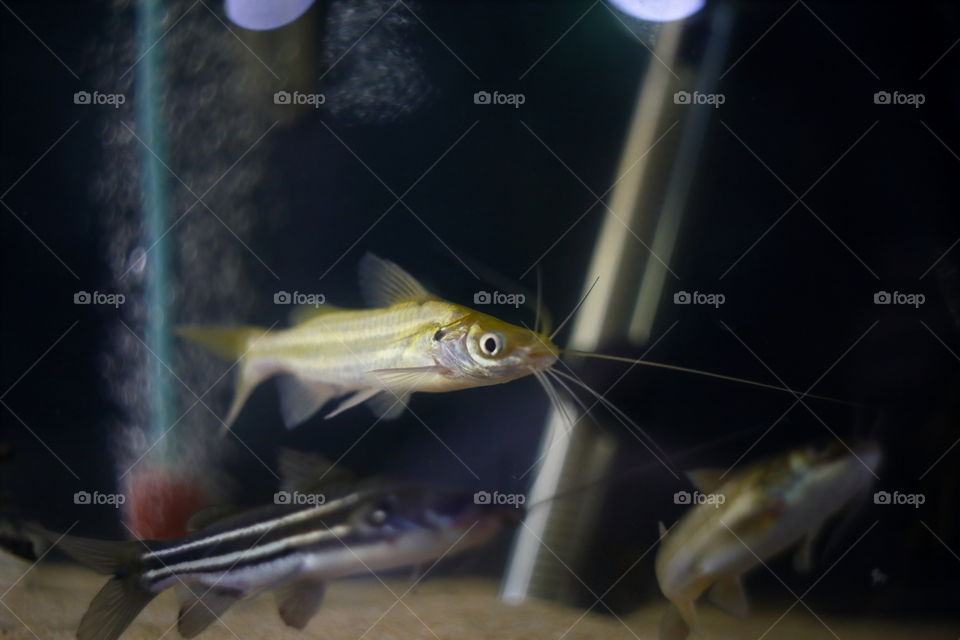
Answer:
[278, 449, 355, 494]
[686, 468, 725, 494]
[358, 253, 434, 307]
[186, 506, 245, 532]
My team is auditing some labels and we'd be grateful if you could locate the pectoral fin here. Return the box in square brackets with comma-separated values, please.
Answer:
[707, 575, 749, 617]
[368, 366, 442, 389]
[177, 585, 243, 638]
[358, 253, 436, 307]
[275, 578, 327, 629]
[276, 375, 343, 428]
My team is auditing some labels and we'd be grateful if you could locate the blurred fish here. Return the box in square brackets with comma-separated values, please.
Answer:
[179, 253, 559, 429]
[25, 456, 511, 640]
[655, 441, 882, 640]
[180, 254, 846, 438]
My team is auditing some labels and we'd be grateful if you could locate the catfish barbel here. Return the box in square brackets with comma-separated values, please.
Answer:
[179, 254, 852, 441]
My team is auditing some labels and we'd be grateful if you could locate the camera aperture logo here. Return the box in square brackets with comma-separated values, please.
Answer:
[274, 290, 326, 308]
[674, 91, 725, 108]
[274, 90, 325, 108]
[873, 490, 924, 508]
[873, 291, 924, 308]
[473, 490, 525, 508]
[873, 91, 924, 108]
[674, 490, 725, 508]
[673, 290, 725, 308]
[474, 290, 525, 309]
[274, 490, 326, 506]
[74, 90, 126, 108]
[473, 90, 525, 109]
[74, 490, 126, 508]
[74, 290, 125, 308]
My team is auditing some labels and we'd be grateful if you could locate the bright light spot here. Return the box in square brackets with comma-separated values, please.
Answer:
[608, 0, 705, 22]
[225, 0, 316, 31]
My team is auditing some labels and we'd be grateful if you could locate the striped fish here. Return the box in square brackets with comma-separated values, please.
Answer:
[43, 479, 510, 640]
[178, 253, 559, 430]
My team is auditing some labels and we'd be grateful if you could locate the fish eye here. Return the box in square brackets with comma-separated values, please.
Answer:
[479, 331, 503, 357]
[367, 502, 392, 526]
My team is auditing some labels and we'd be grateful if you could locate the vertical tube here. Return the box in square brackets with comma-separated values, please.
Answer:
[501, 19, 685, 604]
[136, 0, 173, 452]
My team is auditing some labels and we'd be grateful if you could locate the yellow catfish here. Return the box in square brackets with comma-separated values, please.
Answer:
[179, 254, 559, 429]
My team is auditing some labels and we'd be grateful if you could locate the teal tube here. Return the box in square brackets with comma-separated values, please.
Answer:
[136, 0, 173, 453]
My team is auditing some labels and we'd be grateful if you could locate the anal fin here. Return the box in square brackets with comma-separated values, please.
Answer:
[707, 575, 749, 618]
[366, 390, 411, 420]
[276, 375, 343, 429]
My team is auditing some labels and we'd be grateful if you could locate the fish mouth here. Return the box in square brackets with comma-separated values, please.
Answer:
[522, 346, 559, 371]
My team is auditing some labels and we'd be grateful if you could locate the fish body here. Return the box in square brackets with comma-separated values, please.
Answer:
[655, 442, 882, 640]
[179, 254, 558, 429]
[47, 480, 509, 640]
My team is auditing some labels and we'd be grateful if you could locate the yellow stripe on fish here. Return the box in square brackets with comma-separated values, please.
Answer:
[178, 254, 559, 430]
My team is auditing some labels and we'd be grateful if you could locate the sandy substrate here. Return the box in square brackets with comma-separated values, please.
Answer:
[0, 561, 955, 639]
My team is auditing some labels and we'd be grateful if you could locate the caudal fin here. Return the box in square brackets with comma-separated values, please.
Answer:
[41, 530, 157, 640]
[177, 325, 272, 430]
[79, 576, 156, 640]
[176, 325, 266, 361]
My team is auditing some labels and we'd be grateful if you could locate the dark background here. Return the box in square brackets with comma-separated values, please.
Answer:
[2, 0, 959, 620]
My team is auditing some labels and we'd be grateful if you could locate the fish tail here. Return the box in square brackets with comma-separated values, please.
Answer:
[34, 527, 156, 640]
[177, 325, 272, 430]
[176, 325, 267, 361]
[78, 575, 156, 640]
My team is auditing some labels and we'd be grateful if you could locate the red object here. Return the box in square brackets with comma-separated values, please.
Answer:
[123, 466, 212, 540]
